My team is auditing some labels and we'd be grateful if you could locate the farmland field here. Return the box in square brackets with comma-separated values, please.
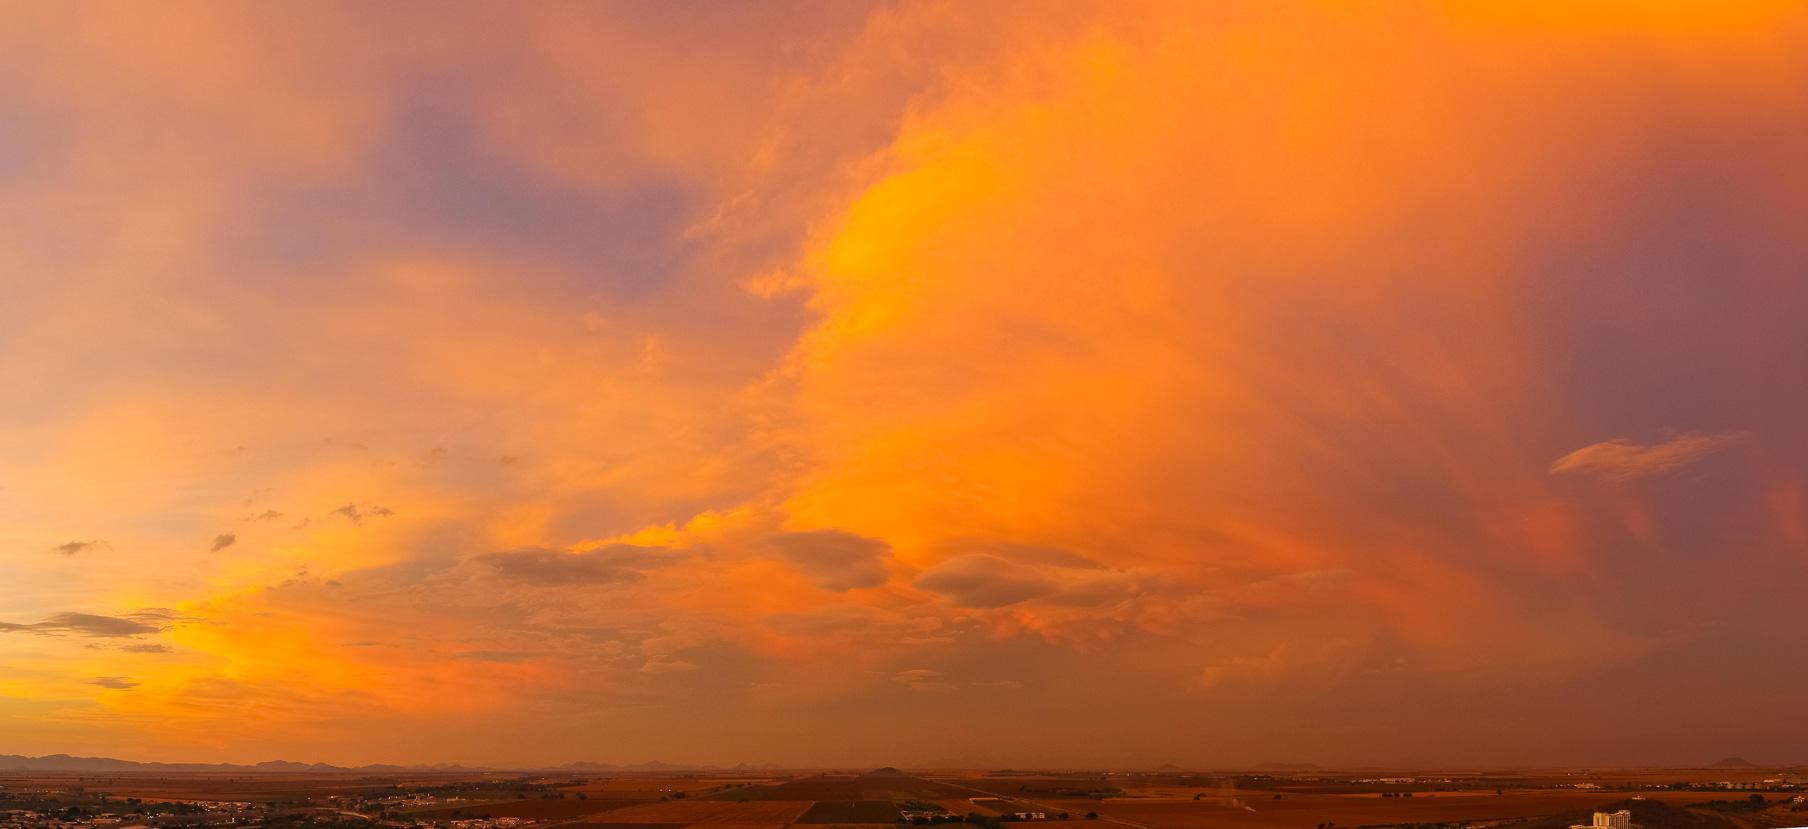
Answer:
[1035, 790, 1719, 829]
[934, 798, 1001, 816]
[577, 778, 737, 794]
[716, 775, 970, 802]
[410, 798, 633, 820]
[585, 799, 814, 824]
[795, 801, 903, 823]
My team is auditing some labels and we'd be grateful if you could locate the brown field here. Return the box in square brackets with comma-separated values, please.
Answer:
[582, 799, 815, 823]
[1050, 790, 1719, 829]
[576, 779, 740, 794]
[934, 798, 1000, 815]
[717, 775, 970, 802]
[411, 799, 635, 820]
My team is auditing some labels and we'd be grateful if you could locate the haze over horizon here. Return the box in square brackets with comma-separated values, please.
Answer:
[4, 1, 1808, 770]
[0, 752, 1790, 773]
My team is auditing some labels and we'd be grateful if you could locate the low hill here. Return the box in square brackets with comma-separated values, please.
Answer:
[870, 766, 907, 776]
[1711, 758, 1756, 768]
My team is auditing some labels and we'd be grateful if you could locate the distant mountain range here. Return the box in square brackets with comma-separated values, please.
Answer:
[0, 754, 787, 774]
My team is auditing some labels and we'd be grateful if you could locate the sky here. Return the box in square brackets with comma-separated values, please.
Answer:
[2, 0, 1808, 770]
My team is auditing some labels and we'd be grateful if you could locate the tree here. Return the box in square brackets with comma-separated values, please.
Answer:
[1085, 814, 1098, 821]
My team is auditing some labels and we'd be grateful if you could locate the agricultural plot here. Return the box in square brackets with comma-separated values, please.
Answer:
[796, 801, 904, 824]
[1072, 790, 1716, 829]
[586, 799, 814, 824]
[577, 778, 737, 794]
[415, 798, 632, 820]
[718, 775, 970, 802]
[933, 799, 999, 816]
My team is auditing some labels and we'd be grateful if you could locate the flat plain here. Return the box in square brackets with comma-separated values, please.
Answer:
[589, 800, 814, 824]
[4, 766, 1804, 829]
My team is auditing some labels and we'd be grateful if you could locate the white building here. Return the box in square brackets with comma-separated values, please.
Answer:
[1570, 810, 1630, 829]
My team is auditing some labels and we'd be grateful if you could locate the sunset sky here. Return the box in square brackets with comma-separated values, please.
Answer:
[3, 1, 1808, 769]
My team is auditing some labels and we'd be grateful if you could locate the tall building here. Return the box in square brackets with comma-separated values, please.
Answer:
[1572, 810, 1631, 829]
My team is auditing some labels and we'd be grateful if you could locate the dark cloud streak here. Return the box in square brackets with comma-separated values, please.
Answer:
[472, 544, 675, 587]
[0, 612, 165, 638]
[50, 540, 106, 556]
[766, 530, 891, 591]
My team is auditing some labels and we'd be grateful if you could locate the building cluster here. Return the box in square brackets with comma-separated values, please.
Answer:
[1, 801, 258, 829]
[361, 799, 441, 810]
[1570, 809, 1630, 829]
[1717, 780, 1808, 790]
[441, 819, 526, 829]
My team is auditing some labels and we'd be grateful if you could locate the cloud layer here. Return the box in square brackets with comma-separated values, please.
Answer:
[1, 0, 1807, 768]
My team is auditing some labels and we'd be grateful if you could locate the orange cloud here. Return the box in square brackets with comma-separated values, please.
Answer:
[1551, 434, 1742, 481]
[4, 0, 1808, 766]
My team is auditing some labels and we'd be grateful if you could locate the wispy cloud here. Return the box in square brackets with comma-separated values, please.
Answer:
[450, 650, 533, 663]
[639, 659, 698, 674]
[892, 669, 955, 693]
[1550, 434, 1742, 481]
